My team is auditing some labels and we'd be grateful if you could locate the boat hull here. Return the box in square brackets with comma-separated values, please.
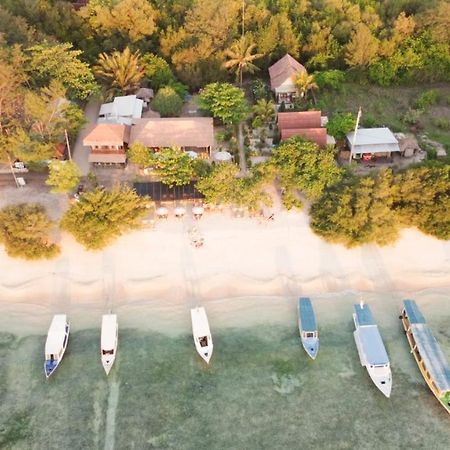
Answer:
[44, 321, 70, 379]
[301, 338, 319, 360]
[191, 307, 213, 364]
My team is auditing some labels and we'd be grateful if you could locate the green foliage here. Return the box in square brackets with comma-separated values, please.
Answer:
[431, 117, 450, 130]
[326, 112, 357, 140]
[0, 204, 60, 260]
[148, 147, 193, 187]
[192, 158, 212, 179]
[310, 170, 399, 247]
[142, 53, 175, 90]
[198, 83, 249, 125]
[252, 99, 276, 129]
[314, 70, 345, 91]
[25, 43, 97, 100]
[7, 129, 55, 163]
[165, 80, 189, 100]
[251, 80, 271, 101]
[368, 61, 397, 87]
[402, 109, 422, 126]
[127, 142, 151, 168]
[414, 90, 440, 111]
[61, 187, 148, 250]
[151, 87, 183, 117]
[394, 165, 450, 240]
[46, 160, 81, 193]
[271, 138, 343, 200]
[281, 191, 303, 210]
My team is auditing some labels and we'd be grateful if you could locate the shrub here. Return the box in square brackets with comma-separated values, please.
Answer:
[0, 204, 60, 259]
[281, 190, 303, 210]
[251, 79, 270, 101]
[314, 70, 345, 91]
[402, 109, 422, 126]
[362, 113, 378, 128]
[127, 142, 151, 167]
[152, 86, 183, 117]
[326, 112, 356, 140]
[431, 117, 450, 130]
[415, 89, 440, 110]
[368, 61, 397, 87]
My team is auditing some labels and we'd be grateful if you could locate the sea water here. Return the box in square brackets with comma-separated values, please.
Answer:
[1, 294, 449, 450]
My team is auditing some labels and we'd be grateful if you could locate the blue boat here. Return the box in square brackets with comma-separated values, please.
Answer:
[298, 297, 319, 359]
[44, 315, 70, 378]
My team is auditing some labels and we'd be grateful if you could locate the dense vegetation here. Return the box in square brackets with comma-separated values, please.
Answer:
[0, 204, 60, 259]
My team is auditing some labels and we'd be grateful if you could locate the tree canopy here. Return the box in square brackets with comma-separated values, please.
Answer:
[151, 87, 183, 117]
[61, 187, 149, 250]
[148, 147, 194, 187]
[46, 160, 81, 193]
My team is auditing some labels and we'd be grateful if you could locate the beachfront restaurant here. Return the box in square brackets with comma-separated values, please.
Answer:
[346, 127, 400, 161]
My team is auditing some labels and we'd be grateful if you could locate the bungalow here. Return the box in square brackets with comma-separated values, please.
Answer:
[268, 54, 307, 108]
[83, 123, 130, 164]
[98, 95, 143, 126]
[346, 127, 400, 160]
[277, 111, 334, 147]
[129, 117, 214, 157]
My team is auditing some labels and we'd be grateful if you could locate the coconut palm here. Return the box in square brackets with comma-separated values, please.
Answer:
[252, 99, 276, 128]
[94, 47, 145, 99]
[293, 72, 318, 101]
[222, 36, 264, 86]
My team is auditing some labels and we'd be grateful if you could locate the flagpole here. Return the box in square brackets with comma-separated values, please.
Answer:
[349, 107, 362, 164]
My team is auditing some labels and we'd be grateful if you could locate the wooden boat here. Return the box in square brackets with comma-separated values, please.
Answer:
[101, 314, 118, 375]
[353, 302, 392, 397]
[298, 297, 319, 359]
[400, 300, 450, 414]
[44, 315, 70, 378]
[190, 307, 213, 364]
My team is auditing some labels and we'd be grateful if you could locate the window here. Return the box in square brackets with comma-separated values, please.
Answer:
[102, 349, 114, 355]
[306, 332, 315, 338]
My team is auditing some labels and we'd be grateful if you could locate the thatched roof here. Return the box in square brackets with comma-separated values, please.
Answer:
[278, 111, 322, 129]
[83, 124, 130, 147]
[281, 128, 327, 147]
[268, 54, 306, 90]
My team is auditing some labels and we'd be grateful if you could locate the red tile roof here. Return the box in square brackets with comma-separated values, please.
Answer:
[268, 54, 306, 90]
[280, 128, 327, 147]
[277, 111, 322, 129]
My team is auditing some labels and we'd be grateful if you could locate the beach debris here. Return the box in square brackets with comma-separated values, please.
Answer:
[189, 227, 204, 248]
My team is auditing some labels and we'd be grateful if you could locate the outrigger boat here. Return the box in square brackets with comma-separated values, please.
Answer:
[353, 302, 392, 397]
[298, 297, 319, 359]
[101, 314, 118, 375]
[400, 300, 450, 414]
[44, 315, 70, 379]
[190, 307, 213, 364]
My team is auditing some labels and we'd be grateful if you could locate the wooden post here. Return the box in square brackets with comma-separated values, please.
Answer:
[7, 154, 20, 188]
[349, 107, 362, 164]
[64, 129, 72, 161]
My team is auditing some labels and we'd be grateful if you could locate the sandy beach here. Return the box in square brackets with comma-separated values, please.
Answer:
[1, 197, 449, 336]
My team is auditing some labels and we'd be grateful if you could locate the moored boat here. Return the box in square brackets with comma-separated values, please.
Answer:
[298, 297, 319, 359]
[353, 302, 392, 397]
[190, 307, 213, 364]
[44, 315, 70, 378]
[101, 314, 118, 375]
[400, 299, 450, 414]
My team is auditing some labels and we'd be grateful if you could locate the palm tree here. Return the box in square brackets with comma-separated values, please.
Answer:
[222, 36, 264, 86]
[94, 47, 145, 99]
[252, 99, 276, 128]
[293, 72, 318, 102]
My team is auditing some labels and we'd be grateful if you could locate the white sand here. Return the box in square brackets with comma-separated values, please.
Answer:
[0, 208, 449, 336]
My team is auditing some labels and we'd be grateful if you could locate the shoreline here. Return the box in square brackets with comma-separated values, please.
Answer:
[1, 210, 449, 336]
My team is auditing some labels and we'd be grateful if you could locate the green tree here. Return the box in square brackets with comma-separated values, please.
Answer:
[46, 160, 81, 193]
[271, 137, 343, 201]
[94, 47, 145, 99]
[345, 23, 379, 67]
[310, 170, 399, 247]
[127, 142, 151, 167]
[148, 147, 193, 187]
[151, 86, 183, 117]
[252, 99, 276, 128]
[222, 35, 264, 86]
[142, 53, 175, 90]
[326, 112, 356, 140]
[314, 70, 345, 91]
[7, 128, 55, 163]
[61, 187, 148, 250]
[198, 82, 249, 125]
[293, 72, 318, 100]
[0, 203, 60, 260]
[26, 43, 98, 100]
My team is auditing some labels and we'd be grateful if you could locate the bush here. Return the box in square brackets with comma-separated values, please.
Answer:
[251, 79, 271, 101]
[415, 89, 440, 110]
[368, 61, 397, 86]
[362, 113, 379, 128]
[142, 53, 175, 90]
[164, 80, 189, 100]
[127, 142, 151, 167]
[326, 112, 356, 140]
[281, 190, 303, 210]
[152, 86, 183, 117]
[314, 70, 345, 91]
[61, 187, 149, 250]
[431, 117, 450, 130]
[402, 109, 422, 126]
[0, 204, 60, 259]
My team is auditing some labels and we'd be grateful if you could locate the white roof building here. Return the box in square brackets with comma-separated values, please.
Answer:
[98, 95, 143, 126]
[346, 127, 400, 156]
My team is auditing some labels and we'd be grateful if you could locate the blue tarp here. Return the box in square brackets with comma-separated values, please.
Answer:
[298, 297, 317, 332]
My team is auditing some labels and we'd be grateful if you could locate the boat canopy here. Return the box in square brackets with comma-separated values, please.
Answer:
[299, 297, 317, 332]
[45, 315, 68, 356]
[403, 299, 426, 324]
[191, 307, 210, 337]
[101, 314, 117, 350]
[359, 326, 389, 366]
[354, 303, 376, 327]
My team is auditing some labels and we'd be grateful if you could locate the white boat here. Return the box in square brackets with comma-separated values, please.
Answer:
[101, 314, 118, 375]
[353, 302, 392, 397]
[44, 315, 70, 378]
[190, 307, 213, 364]
[298, 297, 319, 359]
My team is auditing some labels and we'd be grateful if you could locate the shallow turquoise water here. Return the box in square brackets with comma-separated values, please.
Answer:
[1, 321, 449, 450]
